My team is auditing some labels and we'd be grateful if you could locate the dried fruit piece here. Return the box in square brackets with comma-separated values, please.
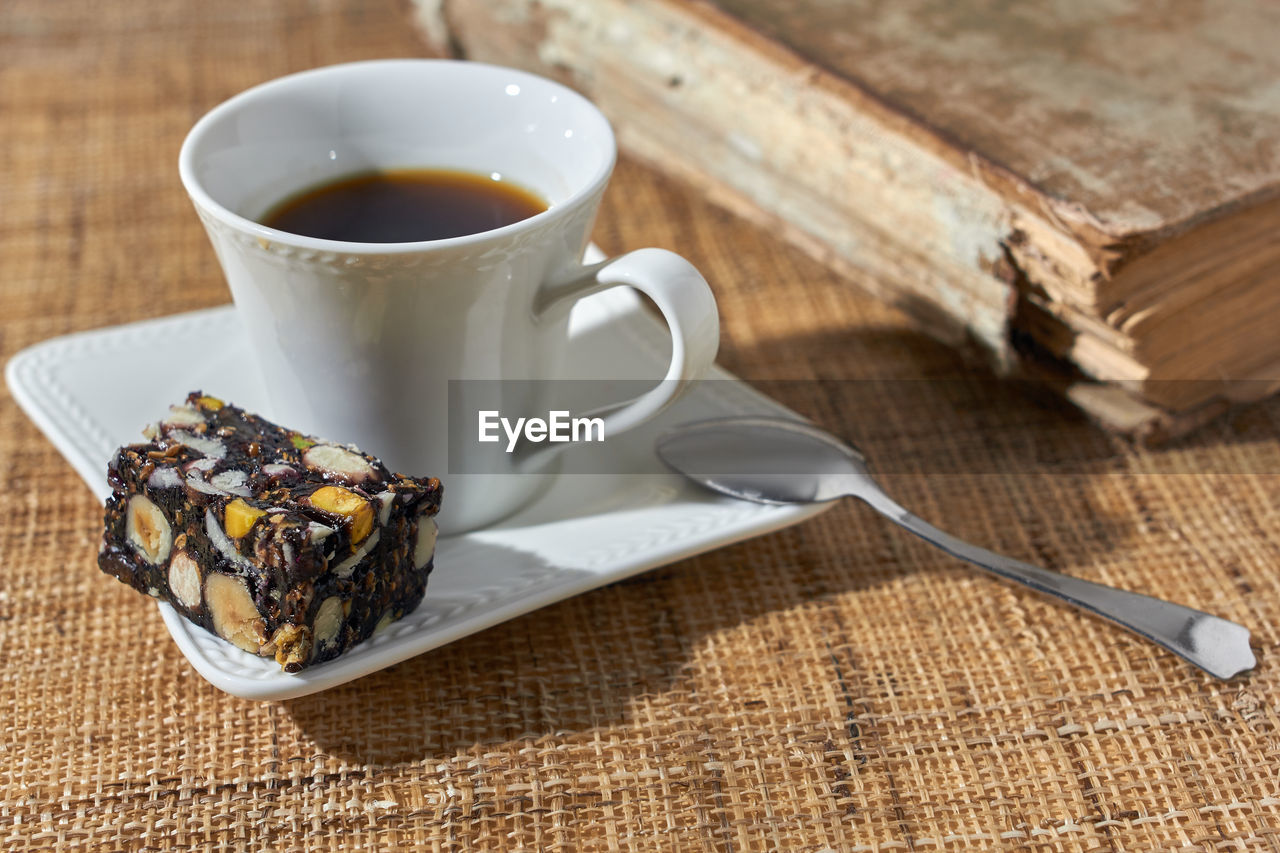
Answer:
[303, 444, 375, 484]
[168, 550, 202, 610]
[205, 573, 266, 653]
[196, 395, 224, 411]
[125, 495, 172, 564]
[308, 485, 374, 543]
[224, 498, 266, 539]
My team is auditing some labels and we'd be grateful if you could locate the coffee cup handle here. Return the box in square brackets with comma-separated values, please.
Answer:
[534, 247, 719, 437]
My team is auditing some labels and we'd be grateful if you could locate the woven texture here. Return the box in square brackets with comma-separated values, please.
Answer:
[2, 2, 1279, 850]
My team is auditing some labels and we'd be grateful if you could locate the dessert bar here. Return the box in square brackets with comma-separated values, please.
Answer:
[98, 392, 443, 671]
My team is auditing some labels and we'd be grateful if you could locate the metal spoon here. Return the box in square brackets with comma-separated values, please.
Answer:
[656, 416, 1256, 679]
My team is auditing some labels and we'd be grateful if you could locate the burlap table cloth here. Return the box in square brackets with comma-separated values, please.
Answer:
[3, 2, 1278, 850]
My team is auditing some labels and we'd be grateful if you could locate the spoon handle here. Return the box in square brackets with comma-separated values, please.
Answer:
[857, 490, 1255, 679]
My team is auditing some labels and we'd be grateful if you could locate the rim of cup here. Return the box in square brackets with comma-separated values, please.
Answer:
[178, 59, 617, 255]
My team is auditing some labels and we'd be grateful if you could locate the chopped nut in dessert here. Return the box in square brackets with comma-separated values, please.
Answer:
[303, 444, 375, 484]
[307, 486, 374, 544]
[224, 498, 266, 539]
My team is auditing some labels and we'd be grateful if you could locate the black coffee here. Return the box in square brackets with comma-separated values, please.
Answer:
[260, 168, 548, 243]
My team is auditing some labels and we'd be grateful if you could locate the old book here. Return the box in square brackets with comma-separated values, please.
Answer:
[412, 0, 1280, 439]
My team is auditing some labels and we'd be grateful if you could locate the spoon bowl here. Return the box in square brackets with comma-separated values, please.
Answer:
[655, 416, 864, 503]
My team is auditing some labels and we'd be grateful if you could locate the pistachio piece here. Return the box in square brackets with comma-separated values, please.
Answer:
[125, 495, 172, 564]
[303, 444, 375, 485]
[205, 573, 266, 653]
[308, 486, 374, 543]
[168, 550, 202, 610]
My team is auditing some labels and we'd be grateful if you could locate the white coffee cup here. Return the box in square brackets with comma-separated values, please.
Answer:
[179, 60, 718, 533]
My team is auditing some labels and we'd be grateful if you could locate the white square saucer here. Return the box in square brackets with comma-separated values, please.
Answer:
[8, 273, 831, 700]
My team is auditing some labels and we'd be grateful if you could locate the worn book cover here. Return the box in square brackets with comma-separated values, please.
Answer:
[414, 0, 1280, 438]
